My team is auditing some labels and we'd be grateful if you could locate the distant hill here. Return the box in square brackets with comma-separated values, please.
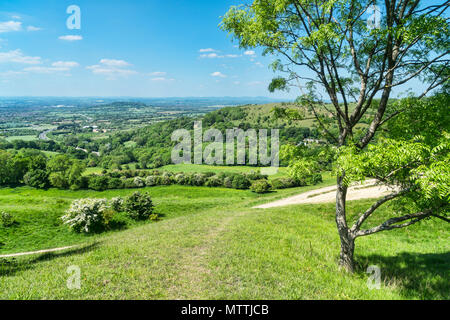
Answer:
[94, 102, 322, 169]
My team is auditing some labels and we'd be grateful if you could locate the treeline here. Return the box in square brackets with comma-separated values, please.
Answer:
[0, 138, 89, 160]
[0, 147, 322, 192]
[0, 149, 85, 189]
[0, 139, 62, 152]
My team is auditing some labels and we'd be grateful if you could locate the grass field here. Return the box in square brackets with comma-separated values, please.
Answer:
[0, 173, 448, 300]
[4, 135, 38, 142]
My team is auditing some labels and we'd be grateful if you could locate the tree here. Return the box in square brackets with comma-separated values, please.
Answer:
[222, 0, 449, 271]
[47, 155, 85, 189]
[23, 169, 49, 189]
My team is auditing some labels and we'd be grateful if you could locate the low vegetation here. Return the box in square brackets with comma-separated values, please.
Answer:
[0, 185, 447, 299]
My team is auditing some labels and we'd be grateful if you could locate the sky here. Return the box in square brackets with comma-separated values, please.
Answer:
[0, 0, 286, 98]
[0, 0, 444, 98]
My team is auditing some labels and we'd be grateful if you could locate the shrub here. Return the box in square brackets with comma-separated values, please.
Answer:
[205, 175, 223, 187]
[108, 177, 123, 189]
[250, 179, 272, 194]
[124, 178, 137, 189]
[203, 172, 216, 178]
[133, 176, 145, 188]
[232, 175, 251, 190]
[145, 175, 159, 186]
[223, 177, 233, 188]
[88, 175, 109, 191]
[110, 197, 124, 212]
[62, 198, 109, 233]
[124, 192, 155, 220]
[245, 171, 268, 181]
[190, 173, 207, 186]
[174, 173, 188, 185]
[271, 177, 298, 190]
[0, 212, 16, 227]
[158, 174, 173, 186]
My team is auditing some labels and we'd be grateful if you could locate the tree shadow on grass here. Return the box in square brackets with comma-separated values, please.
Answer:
[0, 242, 101, 277]
[357, 251, 450, 300]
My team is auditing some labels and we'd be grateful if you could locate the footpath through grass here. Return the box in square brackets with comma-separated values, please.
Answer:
[0, 174, 448, 299]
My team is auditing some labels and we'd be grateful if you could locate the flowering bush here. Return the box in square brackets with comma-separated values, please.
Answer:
[190, 173, 207, 186]
[174, 173, 188, 185]
[133, 176, 145, 188]
[62, 198, 109, 233]
[145, 175, 158, 187]
[110, 197, 124, 212]
[1, 212, 15, 227]
[205, 175, 222, 187]
[223, 177, 233, 188]
[158, 172, 174, 185]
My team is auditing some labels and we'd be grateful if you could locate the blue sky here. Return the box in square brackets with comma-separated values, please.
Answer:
[0, 0, 442, 98]
[0, 0, 286, 97]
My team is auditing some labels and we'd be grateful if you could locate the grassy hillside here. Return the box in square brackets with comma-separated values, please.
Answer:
[1, 178, 448, 299]
[92, 102, 329, 170]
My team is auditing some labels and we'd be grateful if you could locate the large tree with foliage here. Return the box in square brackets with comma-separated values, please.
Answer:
[221, 0, 449, 271]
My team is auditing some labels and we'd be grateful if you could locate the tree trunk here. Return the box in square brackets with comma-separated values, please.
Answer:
[336, 174, 356, 272]
[338, 230, 356, 273]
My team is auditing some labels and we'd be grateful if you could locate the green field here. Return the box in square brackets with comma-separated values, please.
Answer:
[0, 174, 448, 299]
[4, 135, 38, 142]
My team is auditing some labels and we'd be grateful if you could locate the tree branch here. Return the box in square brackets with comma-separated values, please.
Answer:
[355, 209, 433, 237]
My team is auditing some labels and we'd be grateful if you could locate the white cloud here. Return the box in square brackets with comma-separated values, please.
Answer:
[244, 50, 256, 56]
[12, 15, 21, 20]
[0, 49, 41, 64]
[150, 71, 167, 76]
[151, 77, 175, 82]
[21, 60, 79, 74]
[59, 35, 83, 41]
[200, 53, 220, 59]
[0, 21, 22, 33]
[87, 65, 136, 76]
[27, 26, 41, 32]
[211, 71, 226, 78]
[200, 53, 240, 59]
[23, 66, 70, 74]
[52, 61, 79, 68]
[199, 48, 216, 53]
[87, 59, 136, 78]
[100, 59, 131, 67]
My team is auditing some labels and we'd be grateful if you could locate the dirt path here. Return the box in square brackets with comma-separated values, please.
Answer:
[167, 211, 246, 299]
[254, 180, 397, 209]
[0, 245, 79, 259]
